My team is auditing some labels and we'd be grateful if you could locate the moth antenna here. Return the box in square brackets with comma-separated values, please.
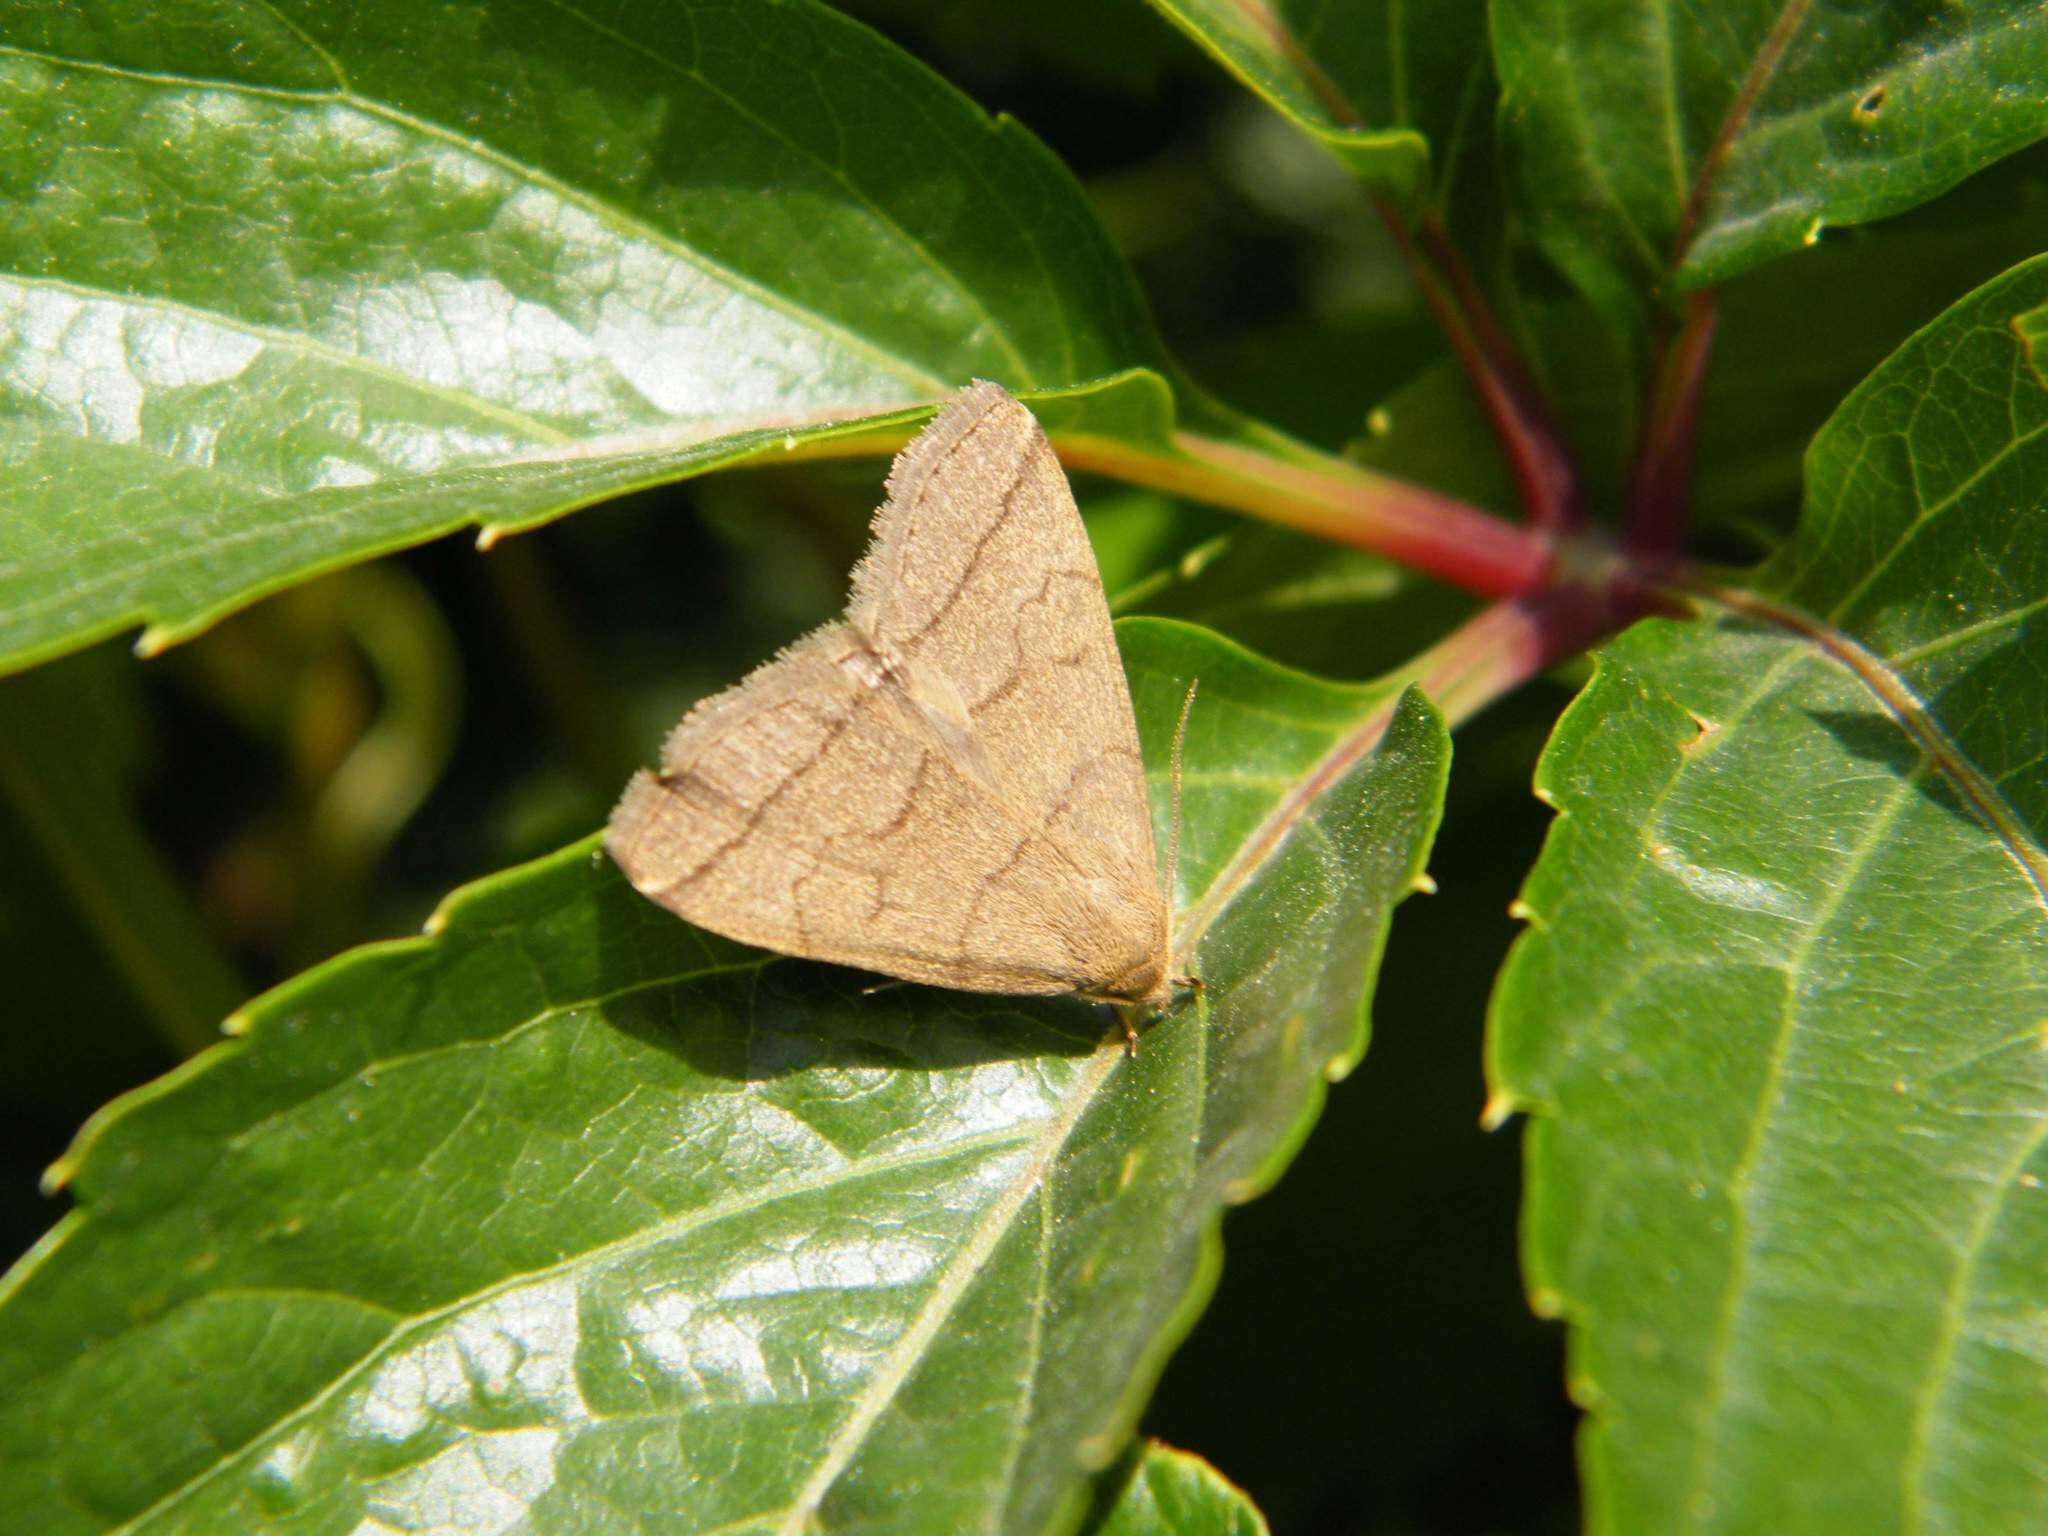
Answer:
[1165, 678, 1198, 914]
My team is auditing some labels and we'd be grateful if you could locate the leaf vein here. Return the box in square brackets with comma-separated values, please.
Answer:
[97, 1127, 1035, 1536]
[1898, 1094, 2048, 1528]
[773, 1040, 1123, 1535]
[0, 46, 951, 397]
[1821, 411, 2048, 628]
[532, 0, 1032, 383]
[1679, 773, 1922, 1527]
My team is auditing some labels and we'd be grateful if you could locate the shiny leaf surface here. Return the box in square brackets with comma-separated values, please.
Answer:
[0, 618, 1448, 1535]
[1143, 0, 1488, 201]
[1091, 1443, 1267, 1536]
[1495, 0, 2048, 326]
[1489, 255, 2048, 1530]
[0, 0, 1180, 674]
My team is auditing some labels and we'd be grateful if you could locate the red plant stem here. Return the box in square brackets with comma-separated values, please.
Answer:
[1624, 291, 1719, 560]
[1221, 0, 1361, 126]
[1379, 207, 1582, 532]
[771, 405, 1558, 599]
[1408, 584, 1621, 730]
[1670, 0, 1812, 271]
[1627, 5, 1802, 562]
[1221, 0, 1579, 538]
[1417, 217, 1582, 530]
[1060, 430, 1556, 600]
[1176, 582, 1623, 953]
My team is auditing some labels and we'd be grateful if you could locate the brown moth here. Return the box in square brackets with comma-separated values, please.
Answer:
[606, 381, 1176, 1013]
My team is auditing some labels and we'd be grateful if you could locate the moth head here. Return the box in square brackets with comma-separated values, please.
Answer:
[1091, 949, 1173, 1012]
[1072, 881, 1173, 1011]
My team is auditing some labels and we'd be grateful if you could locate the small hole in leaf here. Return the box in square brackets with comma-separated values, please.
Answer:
[1855, 84, 1886, 121]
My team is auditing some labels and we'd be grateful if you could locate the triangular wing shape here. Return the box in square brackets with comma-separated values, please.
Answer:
[607, 384, 1169, 1004]
[612, 622, 1148, 994]
[848, 383, 1160, 891]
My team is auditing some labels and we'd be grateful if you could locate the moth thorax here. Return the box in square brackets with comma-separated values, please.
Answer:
[1098, 947, 1172, 1010]
[831, 640, 891, 691]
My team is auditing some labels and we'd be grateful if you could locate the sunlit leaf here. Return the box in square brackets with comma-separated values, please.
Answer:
[1090, 1442, 1267, 1536]
[1489, 255, 2048, 1529]
[0, 619, 1448, 1535]
[1143, 0, 1489, 203]
[0, 0, 1186, 674]
[1495, 0, 2048, 326]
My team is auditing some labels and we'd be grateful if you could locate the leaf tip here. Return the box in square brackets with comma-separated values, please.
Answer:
[1565, 1368, 1606, 1409]
[1178, 535, 1228, 581]
[1680, 709, 1722, 751]
[40, 1155, 77, 1196]
[1479, 1090, 1520, 1133]
[1075, 1427, 1125, 1472]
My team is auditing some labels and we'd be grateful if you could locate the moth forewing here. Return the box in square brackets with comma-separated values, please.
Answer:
[607, 381, 1176, 1016]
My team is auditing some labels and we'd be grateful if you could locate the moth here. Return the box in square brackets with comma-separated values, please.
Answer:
[607, 382, 1185, 1028]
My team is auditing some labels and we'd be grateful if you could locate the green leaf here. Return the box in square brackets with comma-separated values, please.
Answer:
[0, 0, 1181, 676]
[1090, 1442, 1268, 1536]
[0, 618, 1448, 1536]
[1694, 163, 2048, 533]
[1347, 354, 1519, 517]
[1488, 255, 2048, 1529]
[1494, 0, 2048, 327]
[1142, 0, 1490, 203]
[1114, 518, 1477, 683]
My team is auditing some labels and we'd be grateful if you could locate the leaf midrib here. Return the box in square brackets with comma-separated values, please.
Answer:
[1743, 589, 2048, 907]
[61, 655, 1403, 1531]
[533, 0, 1037, 383]
[1677, 768, 1921, 1527]
[758, 667, 1402, 1525]
[0, 271, 579, 451]
[1568, 610, 2047, 1529]
[98, 1108, 1040, 1536]
[773, 1040, 1122, 1536]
